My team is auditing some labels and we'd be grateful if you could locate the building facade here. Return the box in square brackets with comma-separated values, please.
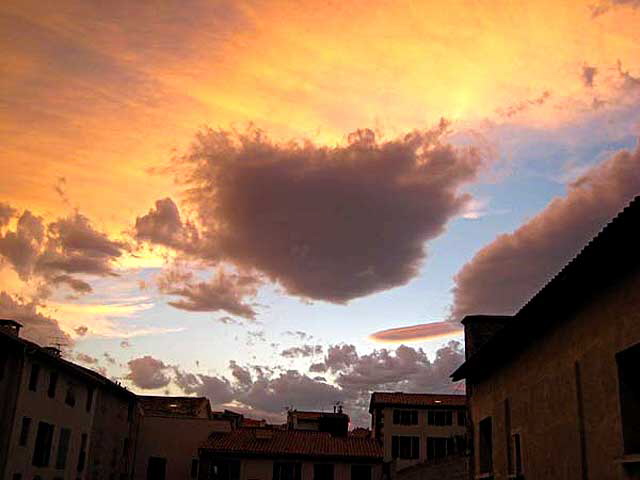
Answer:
[198, 428, 383, 480]
[368, 392, 467, 471]
[452, 196, 640, 480]
[0, 322, 138, 480]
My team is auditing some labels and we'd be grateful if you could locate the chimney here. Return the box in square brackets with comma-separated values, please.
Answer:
[43, 346, 62, 357]
[461, 315, 512, 359]
[0, 319, 23, 337]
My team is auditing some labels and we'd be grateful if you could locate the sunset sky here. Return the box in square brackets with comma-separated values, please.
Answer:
[1, 0, 640, 425]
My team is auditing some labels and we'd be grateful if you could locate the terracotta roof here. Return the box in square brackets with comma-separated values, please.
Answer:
[242, 417, 266, 427]
[349, 428, 372, 438]
[138, 395, 210, 418]
[452, 195, 640, 382]
[369, 392, 466, 412]
[201, 428, 383, 461]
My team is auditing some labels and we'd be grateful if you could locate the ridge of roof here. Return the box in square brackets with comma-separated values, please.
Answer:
[452, 195, 640, 381]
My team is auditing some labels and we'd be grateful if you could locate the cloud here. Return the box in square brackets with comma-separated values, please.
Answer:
[74, 325, 88, 336]
[592, 0, 640, 16]
[280, 345, 323, 358]
[370, 321, 463, 343]
[174, 369, 235, 404]
[495, 91, 551, 118]
[75, 352, 98, 364]
[120, 340, 131, 348]
[134, 197, 201, 252]
[151, 122, 482, 303]
[0, 209, 124, 295]
[0, 291, 72, 346]
[582, 65, 598, 88]
[126, 355, 172, 389]
[283, 330, 312, 341]
[157, 267, 261, 319]
[451, 141, 640, 321]
[0, 203, 16, 227]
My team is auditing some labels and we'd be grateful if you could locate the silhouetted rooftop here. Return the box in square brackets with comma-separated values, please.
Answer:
[368, 392, 466, 412]
[138, 395, 211, 418]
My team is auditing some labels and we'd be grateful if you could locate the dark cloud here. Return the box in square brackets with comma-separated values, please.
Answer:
[496, 91, 551, 118]
[103, 352, 116, 365]
[0, 291, 72, 346]
[134, 198, 201, 252]
[0, 202, 16, 227]
[582, 65, 597, 88]
[0, 209, 123, 295]
[280, 345, 323, 358]
[157, 268, 261, 319]
[309, 362, 327, 373]
[592, 0, 640, 16]
[616, 60, 640, 92]
[369, 321, 462, 343]
[74, 325, 89, 336]
[145, 122, 482, 303]
[451, 141, 640, 321]
[76, 352, 98, 364]
[174, 369, 235, 405]
[126, 355, 172, 389]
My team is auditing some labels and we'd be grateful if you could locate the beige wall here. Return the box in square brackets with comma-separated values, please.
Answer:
[468, 270, 640, 480]
[133, 416, 232, 480]
[199, 457, 383, 480]
[4, 354, 97, 480]
[379, 407, 466, 468]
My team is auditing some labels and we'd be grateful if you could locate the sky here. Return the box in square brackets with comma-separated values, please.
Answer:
[1, 0, 640, 426]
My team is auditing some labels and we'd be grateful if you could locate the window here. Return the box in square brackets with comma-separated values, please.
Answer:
[12, 474, 22, 480]
[478, 417, 493, 474]
[48, 372, 58, 398]
[56, 428, 71, 470]
[86, 386, 94, 412]
[123, 438, 130, 458]
[77, 433, 87, 472]
[28, 364, 40, 391]
[617, 342, 640, 454]
[508, 433, 524, 477]
[207, 460, 240, 480]
[19, 417, 31, 446]
[127, 400, 134, 421]
[0, 350, 7, 381]
[427, 410, 453, 426]
[32, 421, 54, 467]
[191, 459, 199, 478]
[147, 457, 167, 480]
[314, 464, 334, 480]
[273, 462, 301, 480]
[65, 385, 76, 407]
[351, 465, 371, 480]
[393, 409, 418, 425]
[427, 437, 455, 460]
[457, 410, 465, 426]
[392, 436, 420, 459]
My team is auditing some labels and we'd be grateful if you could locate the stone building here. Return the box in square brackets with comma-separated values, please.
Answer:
[452, 196, 640, 479]
[0, 320, 138, 480]
[368, 392, 467, 470]
[198, 426, 384, 480]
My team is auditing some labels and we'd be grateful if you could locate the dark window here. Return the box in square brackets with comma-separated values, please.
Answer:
[0, 350, 7, 381]
[48, 372, 58, 398]
[427, 410, 453, 426]
[32, 421, 54, 467]
[511, 433, 523, 476]
[19, 417, 31, 446]
[206, 459, 240, 480]
[273, 462, 301, 480]
[77, 433, 87, 472]
[147, 457, 167, 480]
[392, 436, 419, 459]
[123, 438, 130, 458]
[427, 437, 454, 460]
[351, 466, 371, 480]
[617, 342, 640, 454]
[28, 364, 40, 391]
[65, 385, 76, 407]
[86, 387, 94, 412]
[393, 410, 418, 425]
[12, 474, 21, 480]
[478, 417, 493, 474]
[314, 464, 334, 480]
[457, 410, 466, 426]
[127, 400, 134, 421]
[56, 428, 71, 469]
[191, 459, 199, 478]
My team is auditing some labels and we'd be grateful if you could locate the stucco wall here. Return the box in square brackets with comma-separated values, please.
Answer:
[133, 416, 231, 480]
[468, 270, 640, 480]
[4, 354, 97, 480]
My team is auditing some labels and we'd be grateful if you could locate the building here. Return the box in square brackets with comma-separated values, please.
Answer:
[0, 320, 138, 480]
[133, 396, 238, 480]
[451, 196, 640, 479]
[368, 392, 467, 470]
[287, 409, 350, 435]
[198, 427, 384, 480]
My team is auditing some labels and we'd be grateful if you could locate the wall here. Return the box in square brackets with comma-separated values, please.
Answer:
[395, 454, 469, 480]
[4, 353, 97, 480]
[87, 388, 139, 480]
[468, 270, 640, 480]
[0, 336, 25, 479]
[133, 416, 232, 480]
[380, 407, 466, 468]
